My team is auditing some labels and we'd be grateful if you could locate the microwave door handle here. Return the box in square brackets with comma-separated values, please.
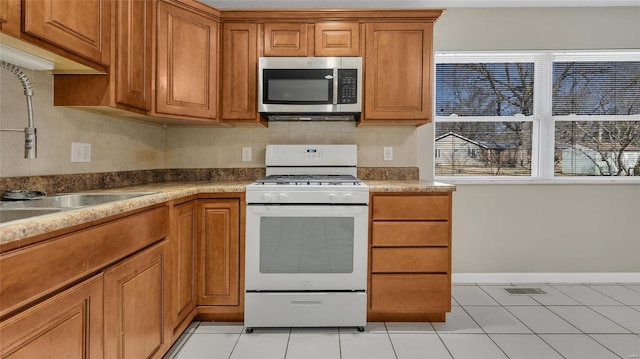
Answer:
[332, 68, 339, 105]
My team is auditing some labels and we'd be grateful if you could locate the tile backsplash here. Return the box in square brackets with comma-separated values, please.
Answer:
[1, 70, 417, 178]
[165, 122, 417, 169]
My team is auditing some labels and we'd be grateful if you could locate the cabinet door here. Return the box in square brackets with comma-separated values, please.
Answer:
[221, 22, 259, 122]
[23, 0, 111, 66]
[363, 22, 433, 124]
[115, 0, 153, 111]
[104, 242, 170, 359]
[198, 199, 240, 306]
[0, 274, 103, 359]
[156, 1, 218, 120]
[0, 0, 7, 25]
[263, 23, 308, 57]
[315, 22, 360, 57]
[170, 201, 197, 330]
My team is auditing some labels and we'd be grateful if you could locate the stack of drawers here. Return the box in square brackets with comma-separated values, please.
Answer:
[368, 193, 452, 322]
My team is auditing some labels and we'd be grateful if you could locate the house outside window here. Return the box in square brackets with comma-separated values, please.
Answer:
[434, 51, 640, 181]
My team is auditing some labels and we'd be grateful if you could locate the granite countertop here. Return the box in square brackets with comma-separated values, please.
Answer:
[0, 180, 455, 249]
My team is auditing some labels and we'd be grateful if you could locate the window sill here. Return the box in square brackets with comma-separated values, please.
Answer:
[434, 176, 640, 185]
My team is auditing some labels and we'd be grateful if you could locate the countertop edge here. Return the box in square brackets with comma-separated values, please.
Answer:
[1, 180, 455, 247]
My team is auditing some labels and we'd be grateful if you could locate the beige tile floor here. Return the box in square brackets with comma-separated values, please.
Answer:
[164, 283, 640, 359]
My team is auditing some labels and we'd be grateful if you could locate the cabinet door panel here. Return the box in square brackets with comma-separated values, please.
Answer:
[171, 201, 197, 328]
[115, 0, 153, 110]
[372, 194, 450, 220]
[156, 1, 218, 120]
[198, 199, 240, 306]
[372, 222, 450, 247]
[370, 274, 449, 312]
[263, 23, 307, 57]
[371, 248, 449, 273]
[222, 23, 258, 122]
[23, 0, 110, 65]
[364, 22, 432, 123]
[104, 242, 169, 359]
[0, 274, 103, 359]
[315, 22, 359, 57]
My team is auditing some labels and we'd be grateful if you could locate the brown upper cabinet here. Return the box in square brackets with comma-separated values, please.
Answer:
[155, 0, 219, 121]
[362, 22, 435, 125]
[221, 22, 260, 123]
[22, 0, 111, 67]
[115, 0, 154, 111]
[262, 21, 360, 57]
[263, 23, 309, 57]
[46, 7, 441, 126]
[314, 22, 360, 57]
[53, 0, 154, 114]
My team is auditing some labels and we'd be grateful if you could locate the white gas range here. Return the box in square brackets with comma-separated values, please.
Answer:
[244, 144, 369, 333]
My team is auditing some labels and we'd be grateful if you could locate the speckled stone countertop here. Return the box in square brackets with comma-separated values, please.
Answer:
[0, 180, 454, 249]
[365, 180, 456, 193]
[0, 181, 250, 248]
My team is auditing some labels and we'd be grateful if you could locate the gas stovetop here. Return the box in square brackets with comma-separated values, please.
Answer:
[254, 174, 362, 186]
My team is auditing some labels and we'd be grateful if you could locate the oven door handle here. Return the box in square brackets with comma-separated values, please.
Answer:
[247, 205, 367, 215]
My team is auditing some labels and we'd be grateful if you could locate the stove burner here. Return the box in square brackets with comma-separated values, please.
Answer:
[255, 174, 362, 186]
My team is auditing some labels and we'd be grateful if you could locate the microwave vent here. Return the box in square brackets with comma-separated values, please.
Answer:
[263, 114, 360, 122]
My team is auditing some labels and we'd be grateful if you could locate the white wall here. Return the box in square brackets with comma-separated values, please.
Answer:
[426, 7, 640, 275]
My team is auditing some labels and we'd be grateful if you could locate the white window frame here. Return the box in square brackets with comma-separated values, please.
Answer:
[433, 50, 640, 184]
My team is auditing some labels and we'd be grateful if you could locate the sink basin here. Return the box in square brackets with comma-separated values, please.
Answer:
[0, 208, 65, 224]
[0, 192, 158, 224]
[2, 192, 158, 209]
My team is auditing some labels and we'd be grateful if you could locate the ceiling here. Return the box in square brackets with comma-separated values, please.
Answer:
[200, 0, 640, 9]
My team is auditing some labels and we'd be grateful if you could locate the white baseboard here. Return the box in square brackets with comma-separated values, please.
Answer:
[452, 272, 640, 284]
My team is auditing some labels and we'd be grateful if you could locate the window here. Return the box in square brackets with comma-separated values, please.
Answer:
[434, 51, 640, 181]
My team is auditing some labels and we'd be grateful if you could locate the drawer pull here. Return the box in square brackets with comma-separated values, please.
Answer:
[290, 300, 322, 307]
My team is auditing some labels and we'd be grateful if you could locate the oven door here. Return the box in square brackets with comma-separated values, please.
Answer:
[245, 204, 368, 292]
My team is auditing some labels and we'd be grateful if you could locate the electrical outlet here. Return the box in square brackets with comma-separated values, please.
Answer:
[242, 147, 252, 162]
[71, 142, 91, 163]
[383, 146, 393, 161]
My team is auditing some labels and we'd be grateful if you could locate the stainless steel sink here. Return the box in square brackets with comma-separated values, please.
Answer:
[0, 192, 158, 224]
[7, 192, 158, 209]
[0, 208, 65, 224]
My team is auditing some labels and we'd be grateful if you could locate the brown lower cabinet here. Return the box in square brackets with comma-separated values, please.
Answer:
[196, 197, 244, 321]
[368, 192, 453, 322]
[0, 274, 104, 359]
[104, 241, 171, 359]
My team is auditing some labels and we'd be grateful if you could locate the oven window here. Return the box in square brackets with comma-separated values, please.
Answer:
[259, 217, 354, 273]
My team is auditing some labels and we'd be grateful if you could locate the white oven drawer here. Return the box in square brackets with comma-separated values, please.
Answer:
[245, 292, 366, 328]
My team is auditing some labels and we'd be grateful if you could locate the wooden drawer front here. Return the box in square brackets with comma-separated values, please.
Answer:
[372, 222, 449, 247]
[0, 206, 168, 317]
[371, 248, 448, 273]
[371, 274, 449, 312]
[372, 194, 450, 220]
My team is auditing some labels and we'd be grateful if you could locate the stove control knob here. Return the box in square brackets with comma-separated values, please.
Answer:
[328, 193, 337, 203]
[344, 193, 353, 202]
[278, 193, 287, 202]
[262, 193, 272, 202]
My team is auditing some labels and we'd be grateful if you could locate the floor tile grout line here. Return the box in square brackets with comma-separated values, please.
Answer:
[480, 284, 576, 358]
[476, 283, 568, 359]
[226, 327, 246, 359]
[383, 322, 400, 359]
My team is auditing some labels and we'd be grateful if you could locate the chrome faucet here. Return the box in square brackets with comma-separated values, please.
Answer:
[1, 60, 37, 159]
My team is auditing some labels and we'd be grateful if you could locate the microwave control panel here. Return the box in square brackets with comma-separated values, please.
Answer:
[338, 69, 358, 104]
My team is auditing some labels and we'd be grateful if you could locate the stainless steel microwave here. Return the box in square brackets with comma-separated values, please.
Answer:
[258, 57, 362, 119]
